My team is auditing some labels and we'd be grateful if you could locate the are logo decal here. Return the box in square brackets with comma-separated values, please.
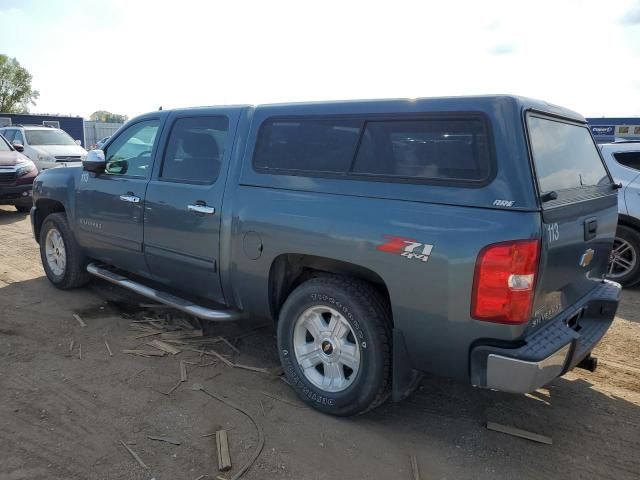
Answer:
[377, 236, 434, 263]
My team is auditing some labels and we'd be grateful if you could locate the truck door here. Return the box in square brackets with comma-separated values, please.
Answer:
[76, 117, 162, 275]
[143, 110, 237, 304]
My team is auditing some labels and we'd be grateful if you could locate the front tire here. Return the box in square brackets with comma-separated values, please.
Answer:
[39, 212, 91, 289]
[277, 276, 392, 416]
[607, 225, 640, 287]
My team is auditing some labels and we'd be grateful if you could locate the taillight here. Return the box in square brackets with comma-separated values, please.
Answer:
[471, 239, 540, 324]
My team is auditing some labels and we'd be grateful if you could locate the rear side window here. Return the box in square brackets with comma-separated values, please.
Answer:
[161, 116, 228, 184]
[254, 119, 360, 173]
[253, 116, 492, 183]
[352, 119, 490, 181]
[528, 116, 610, 193]
[613, 151, 640, 171]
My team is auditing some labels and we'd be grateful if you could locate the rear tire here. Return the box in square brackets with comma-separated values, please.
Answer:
[39, 212, 91, 289]
[607, 225, 640, 287]
[277, 275, 392, 416]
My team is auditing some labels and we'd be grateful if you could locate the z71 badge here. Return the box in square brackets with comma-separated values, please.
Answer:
[377, 236, 434, 263]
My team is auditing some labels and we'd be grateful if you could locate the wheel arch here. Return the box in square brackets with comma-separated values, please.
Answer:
[618, 214, 640, 233]
[267, 253, 392, 324]
[33, 199, 66, 243]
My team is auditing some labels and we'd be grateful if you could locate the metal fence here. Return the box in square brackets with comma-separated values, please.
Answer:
[84, 121, 124, 149]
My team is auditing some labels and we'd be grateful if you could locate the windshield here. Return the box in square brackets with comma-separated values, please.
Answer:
[528, 115, 610, 193]
[0, 135, 10, 152]
[25, 129, 77, 146]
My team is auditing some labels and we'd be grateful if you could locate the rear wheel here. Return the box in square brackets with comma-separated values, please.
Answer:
[277, 275, 392, 416]
[39, 213, 91, 289]
[607, 225, 640, 287]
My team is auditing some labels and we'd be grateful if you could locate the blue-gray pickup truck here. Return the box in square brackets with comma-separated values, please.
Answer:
[30, 96, 621, 416]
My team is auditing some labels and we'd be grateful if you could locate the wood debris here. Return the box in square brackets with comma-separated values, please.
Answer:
[260, 391, 305, 408]
[166, 380, 182, 395]
[73, 313, 87, 327]
[78, 344, 82, 360]
[216, 429, 232, 472]
[147, 434, 181, 446]
[69, 339, 74, 352]
[192, 348, 273, 375]
[120, 440, 149, 469]
[180, 360, 188, 382]
[104, 339, 113, 357]
[486, 421, 552, 445]
[410, 454, 421, 480]
[148, 339, 181, 355]
[123, 349, 166, 358]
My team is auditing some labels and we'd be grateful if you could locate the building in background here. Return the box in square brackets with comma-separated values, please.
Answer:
[0, 113, 85, 146]
[587, 117, 640, 143]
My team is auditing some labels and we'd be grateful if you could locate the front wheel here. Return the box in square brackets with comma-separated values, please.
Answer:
[39, 213, 91, 289]
[607, 225, 640, 287]
[277, 276, 392, 416]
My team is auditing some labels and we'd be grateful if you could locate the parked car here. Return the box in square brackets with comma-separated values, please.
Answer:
[600, 141, 640, 286]
[30, 96, 621, 416]
[96, 136, 110, 149]
[0, 133, 37, 212]
[0, 125, 86, 171]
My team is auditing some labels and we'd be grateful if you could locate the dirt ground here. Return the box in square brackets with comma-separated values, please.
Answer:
[1, 205, 639, 480]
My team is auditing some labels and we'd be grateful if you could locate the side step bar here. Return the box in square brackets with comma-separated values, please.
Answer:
[87, 263, 245, 322]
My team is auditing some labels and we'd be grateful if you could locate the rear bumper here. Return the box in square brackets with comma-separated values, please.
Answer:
[470, 280, 621, 393]
[0, 184, 33, 205]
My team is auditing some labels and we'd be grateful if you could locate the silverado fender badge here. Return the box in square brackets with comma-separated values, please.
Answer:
[377, 236, 434, 263]
[579, 248, 595, 268]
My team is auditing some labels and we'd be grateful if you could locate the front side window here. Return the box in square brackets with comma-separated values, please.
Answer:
[352, 119, 491, 181]
[161, 116, 228, 183]
[3, 129, 16, 142]
[528, 116, 610, 193]
[25, 129, 75, 146]
[13, 130, 24, 145]
[0, 135, 10, 152]
[104, 120, 159, 177]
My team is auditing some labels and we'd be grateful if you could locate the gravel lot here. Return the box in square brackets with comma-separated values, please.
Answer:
[1, 205, 639, 480]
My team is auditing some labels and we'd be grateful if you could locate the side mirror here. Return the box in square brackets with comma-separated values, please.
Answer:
[12, 142, 24, 152]
[83, 149, 106, 173]
[75, 139, 82, 146]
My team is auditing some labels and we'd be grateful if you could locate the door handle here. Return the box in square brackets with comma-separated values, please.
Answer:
[119, 193, 140, 203]
[188, 204, 215, 215]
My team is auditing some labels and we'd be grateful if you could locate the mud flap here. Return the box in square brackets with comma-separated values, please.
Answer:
[392, 328, 423, 402]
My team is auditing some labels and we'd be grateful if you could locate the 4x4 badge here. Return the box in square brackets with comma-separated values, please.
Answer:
[377, 236, 434, 263]
[579, 248, 595, 268]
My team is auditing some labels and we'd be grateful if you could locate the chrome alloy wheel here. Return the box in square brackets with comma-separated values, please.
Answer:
[293, 306, 361, 393]
[45, 228, 67, 276]
[608, 237, 637, 279]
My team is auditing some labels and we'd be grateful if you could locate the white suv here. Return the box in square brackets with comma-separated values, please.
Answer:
[600, 141, 640, 286]
[0, 125, 87, 171]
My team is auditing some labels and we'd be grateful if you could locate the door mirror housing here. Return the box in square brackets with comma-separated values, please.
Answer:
[12, 142, 24, 152]
[83, 149, 106, 173]
[75, 139, 82, 146]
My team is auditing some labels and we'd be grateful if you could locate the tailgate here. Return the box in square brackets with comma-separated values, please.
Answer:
[526, 113, 617, 331]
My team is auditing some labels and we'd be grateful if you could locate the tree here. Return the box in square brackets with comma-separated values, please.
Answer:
[89, 110, 128, 123]
[0, 55, 39, 113]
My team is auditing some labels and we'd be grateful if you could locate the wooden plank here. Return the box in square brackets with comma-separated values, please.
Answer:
[180, 361, 188, 382]
[147, 435, 181, 446]
[104, 339, 113, 357]
[216, 430, 232, 472]
[148, 339, 181, 355]
[410, 454, 421, 480]
[486, 421, 552, 445]
[73, 314, 87, 328]
[120, 440, 150, 469]
[123, 349, 166, 357]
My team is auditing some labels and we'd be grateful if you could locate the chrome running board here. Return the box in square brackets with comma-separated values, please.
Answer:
[87, 263, 244, 322]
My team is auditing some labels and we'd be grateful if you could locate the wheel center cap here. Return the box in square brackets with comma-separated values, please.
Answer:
[321, 340, 334, 355]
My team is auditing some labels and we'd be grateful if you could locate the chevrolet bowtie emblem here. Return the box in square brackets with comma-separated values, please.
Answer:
[579, 248, 595, 268]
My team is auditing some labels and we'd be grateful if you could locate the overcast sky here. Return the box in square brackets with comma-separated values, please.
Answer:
[1, 0, 639, 119]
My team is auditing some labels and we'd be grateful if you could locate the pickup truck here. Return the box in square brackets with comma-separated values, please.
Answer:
[30, 96, 621, 416]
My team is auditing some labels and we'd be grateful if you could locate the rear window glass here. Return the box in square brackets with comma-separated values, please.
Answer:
[254, 116, 492, 183]
[613, 151, 640, 172]
[254, 119, 361, 173]
[352, 119, 490, 181]
[528, 116, 610, 193]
